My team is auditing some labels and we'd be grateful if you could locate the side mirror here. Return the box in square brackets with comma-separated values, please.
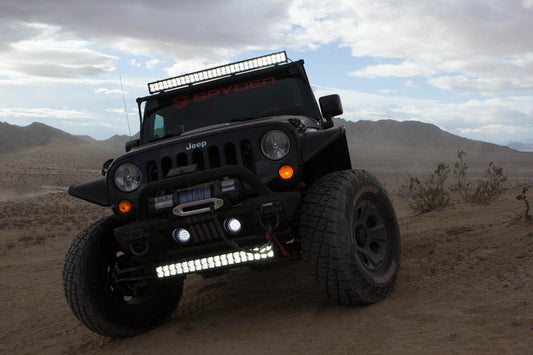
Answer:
[125, 139, 140, 152]
[319, 94, 343, 129]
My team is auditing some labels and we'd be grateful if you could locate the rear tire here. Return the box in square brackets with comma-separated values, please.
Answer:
[63, 216, 183, 337]
[300, 169, 400, 305]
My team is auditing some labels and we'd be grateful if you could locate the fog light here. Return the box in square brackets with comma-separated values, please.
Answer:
[224, 218, 242, 234]
[172, 228, 191, 243]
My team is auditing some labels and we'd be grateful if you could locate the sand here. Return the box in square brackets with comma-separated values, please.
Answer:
[1, 144, 532, 354]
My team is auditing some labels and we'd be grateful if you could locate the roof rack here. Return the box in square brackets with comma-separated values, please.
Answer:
[147, 51, 288, 94]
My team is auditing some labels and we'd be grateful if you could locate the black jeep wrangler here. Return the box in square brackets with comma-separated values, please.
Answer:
[63, 52, 400, 338]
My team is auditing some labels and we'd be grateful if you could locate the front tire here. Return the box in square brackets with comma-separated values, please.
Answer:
[300, 169, 400, 305]
[62, 216, 183, 337]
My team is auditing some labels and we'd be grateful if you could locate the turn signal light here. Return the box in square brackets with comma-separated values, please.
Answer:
[278, 165, 294, 180]
[118, 200, 132, 214]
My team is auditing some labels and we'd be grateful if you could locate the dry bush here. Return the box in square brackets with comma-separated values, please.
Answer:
[451, 150, 470, 201]
[516, 188, 531, 223]
[449, 151, 507, 204]
[406, 151, 508, 213]
[470, 162, 507, 203]
[408, 162, 450, 214]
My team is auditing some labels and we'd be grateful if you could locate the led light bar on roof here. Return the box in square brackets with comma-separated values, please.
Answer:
[147, 51, 288, 94]
[155, 243, 274, 278]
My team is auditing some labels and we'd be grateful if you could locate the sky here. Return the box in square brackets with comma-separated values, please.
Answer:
[1, 0, 532, 145]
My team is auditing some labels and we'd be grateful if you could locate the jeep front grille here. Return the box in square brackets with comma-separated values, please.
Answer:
[146, 140, 257, 182]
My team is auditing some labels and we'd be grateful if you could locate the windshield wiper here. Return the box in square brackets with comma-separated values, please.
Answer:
[148, 131, 183, 143]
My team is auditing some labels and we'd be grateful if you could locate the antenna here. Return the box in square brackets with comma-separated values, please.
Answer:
[120, 76, 132, 137]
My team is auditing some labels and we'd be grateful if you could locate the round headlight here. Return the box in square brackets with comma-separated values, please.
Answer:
[261, 130, 290, 160]
[114, 163, 142, 192]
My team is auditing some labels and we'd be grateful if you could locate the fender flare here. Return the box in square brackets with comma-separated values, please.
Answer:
[68, 178, 111, 207]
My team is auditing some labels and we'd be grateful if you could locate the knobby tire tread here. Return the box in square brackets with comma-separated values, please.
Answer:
[63, 216, 182, 338]
[300, 169, 400, 306]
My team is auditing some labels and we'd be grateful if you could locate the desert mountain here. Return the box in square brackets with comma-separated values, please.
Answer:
[103, 134, 139, 146]
[506, 141, 533, 152]
[75, 135, 97, 144]
[0, 122, 87, 154]
[0, 122, 135, 154]
[337, 118, 514, 154]
[0, 119, 518, 156]
[75, 133, 135, 147]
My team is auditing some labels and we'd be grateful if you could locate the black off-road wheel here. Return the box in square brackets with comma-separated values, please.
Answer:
[300, 169, 400, 305]
[62, 216, 184, 338]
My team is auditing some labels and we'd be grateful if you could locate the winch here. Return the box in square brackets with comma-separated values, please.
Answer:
[148, 178, 242, 216]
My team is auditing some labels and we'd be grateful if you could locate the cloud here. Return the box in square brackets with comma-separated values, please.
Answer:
[457, 124, 525, 136]
[523, 0, 533, 8]
[128, 59, 141, 68]
[2, 1, 532, 95]
[106, 108, 125, 114]
[61, 120, 113, 127]
[0, 23, 116, 79]
[164, 59, 224, 76]
[428, 74, 533, 96]
[289, 0, 533, 95]
[314, 85, 533, 144]
[145, 59, 160, 70]
[0, 1, 531, 143]
[0, 22, 44, 51]
[94, 88, 125, 95]
[404, 80, 417, 88]
[0, 107, 91, 119]
[350, 61, 437, 78]
[0, 1, 292, 61]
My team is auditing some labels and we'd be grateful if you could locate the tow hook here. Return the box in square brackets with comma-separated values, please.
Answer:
[258, 201, 282, 232]
[258, 202, 289, 256]
[123, 228, 151, 256]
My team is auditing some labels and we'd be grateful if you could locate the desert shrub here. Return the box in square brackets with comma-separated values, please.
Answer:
[470, 162, 507, 203]
[516, 188, 531, 223]
[451, 150, 470, 201]
[408, 162, 450, 213]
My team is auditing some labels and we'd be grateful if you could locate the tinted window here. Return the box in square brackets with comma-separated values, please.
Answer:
[142, 71, 315, 143]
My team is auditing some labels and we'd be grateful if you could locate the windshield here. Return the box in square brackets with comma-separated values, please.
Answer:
[141, 66, 317, 143]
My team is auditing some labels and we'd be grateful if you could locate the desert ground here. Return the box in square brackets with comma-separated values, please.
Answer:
[1, 142, 532, 354]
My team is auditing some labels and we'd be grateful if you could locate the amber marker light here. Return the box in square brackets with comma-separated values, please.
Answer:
[118, 200, 132, 214]
[279, 165, 294, 180]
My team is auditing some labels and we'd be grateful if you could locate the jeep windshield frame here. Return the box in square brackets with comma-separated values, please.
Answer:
[137, 61, 321, 144]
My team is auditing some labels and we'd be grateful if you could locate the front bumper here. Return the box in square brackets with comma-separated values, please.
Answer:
[114, 190, 300, 255]
[112, 165, 297, 220]
[112, 166, 301, 277]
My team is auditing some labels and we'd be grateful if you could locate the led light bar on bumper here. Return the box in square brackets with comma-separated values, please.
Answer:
[148, 51, 288, 94]
[155, 243, 275, 278]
